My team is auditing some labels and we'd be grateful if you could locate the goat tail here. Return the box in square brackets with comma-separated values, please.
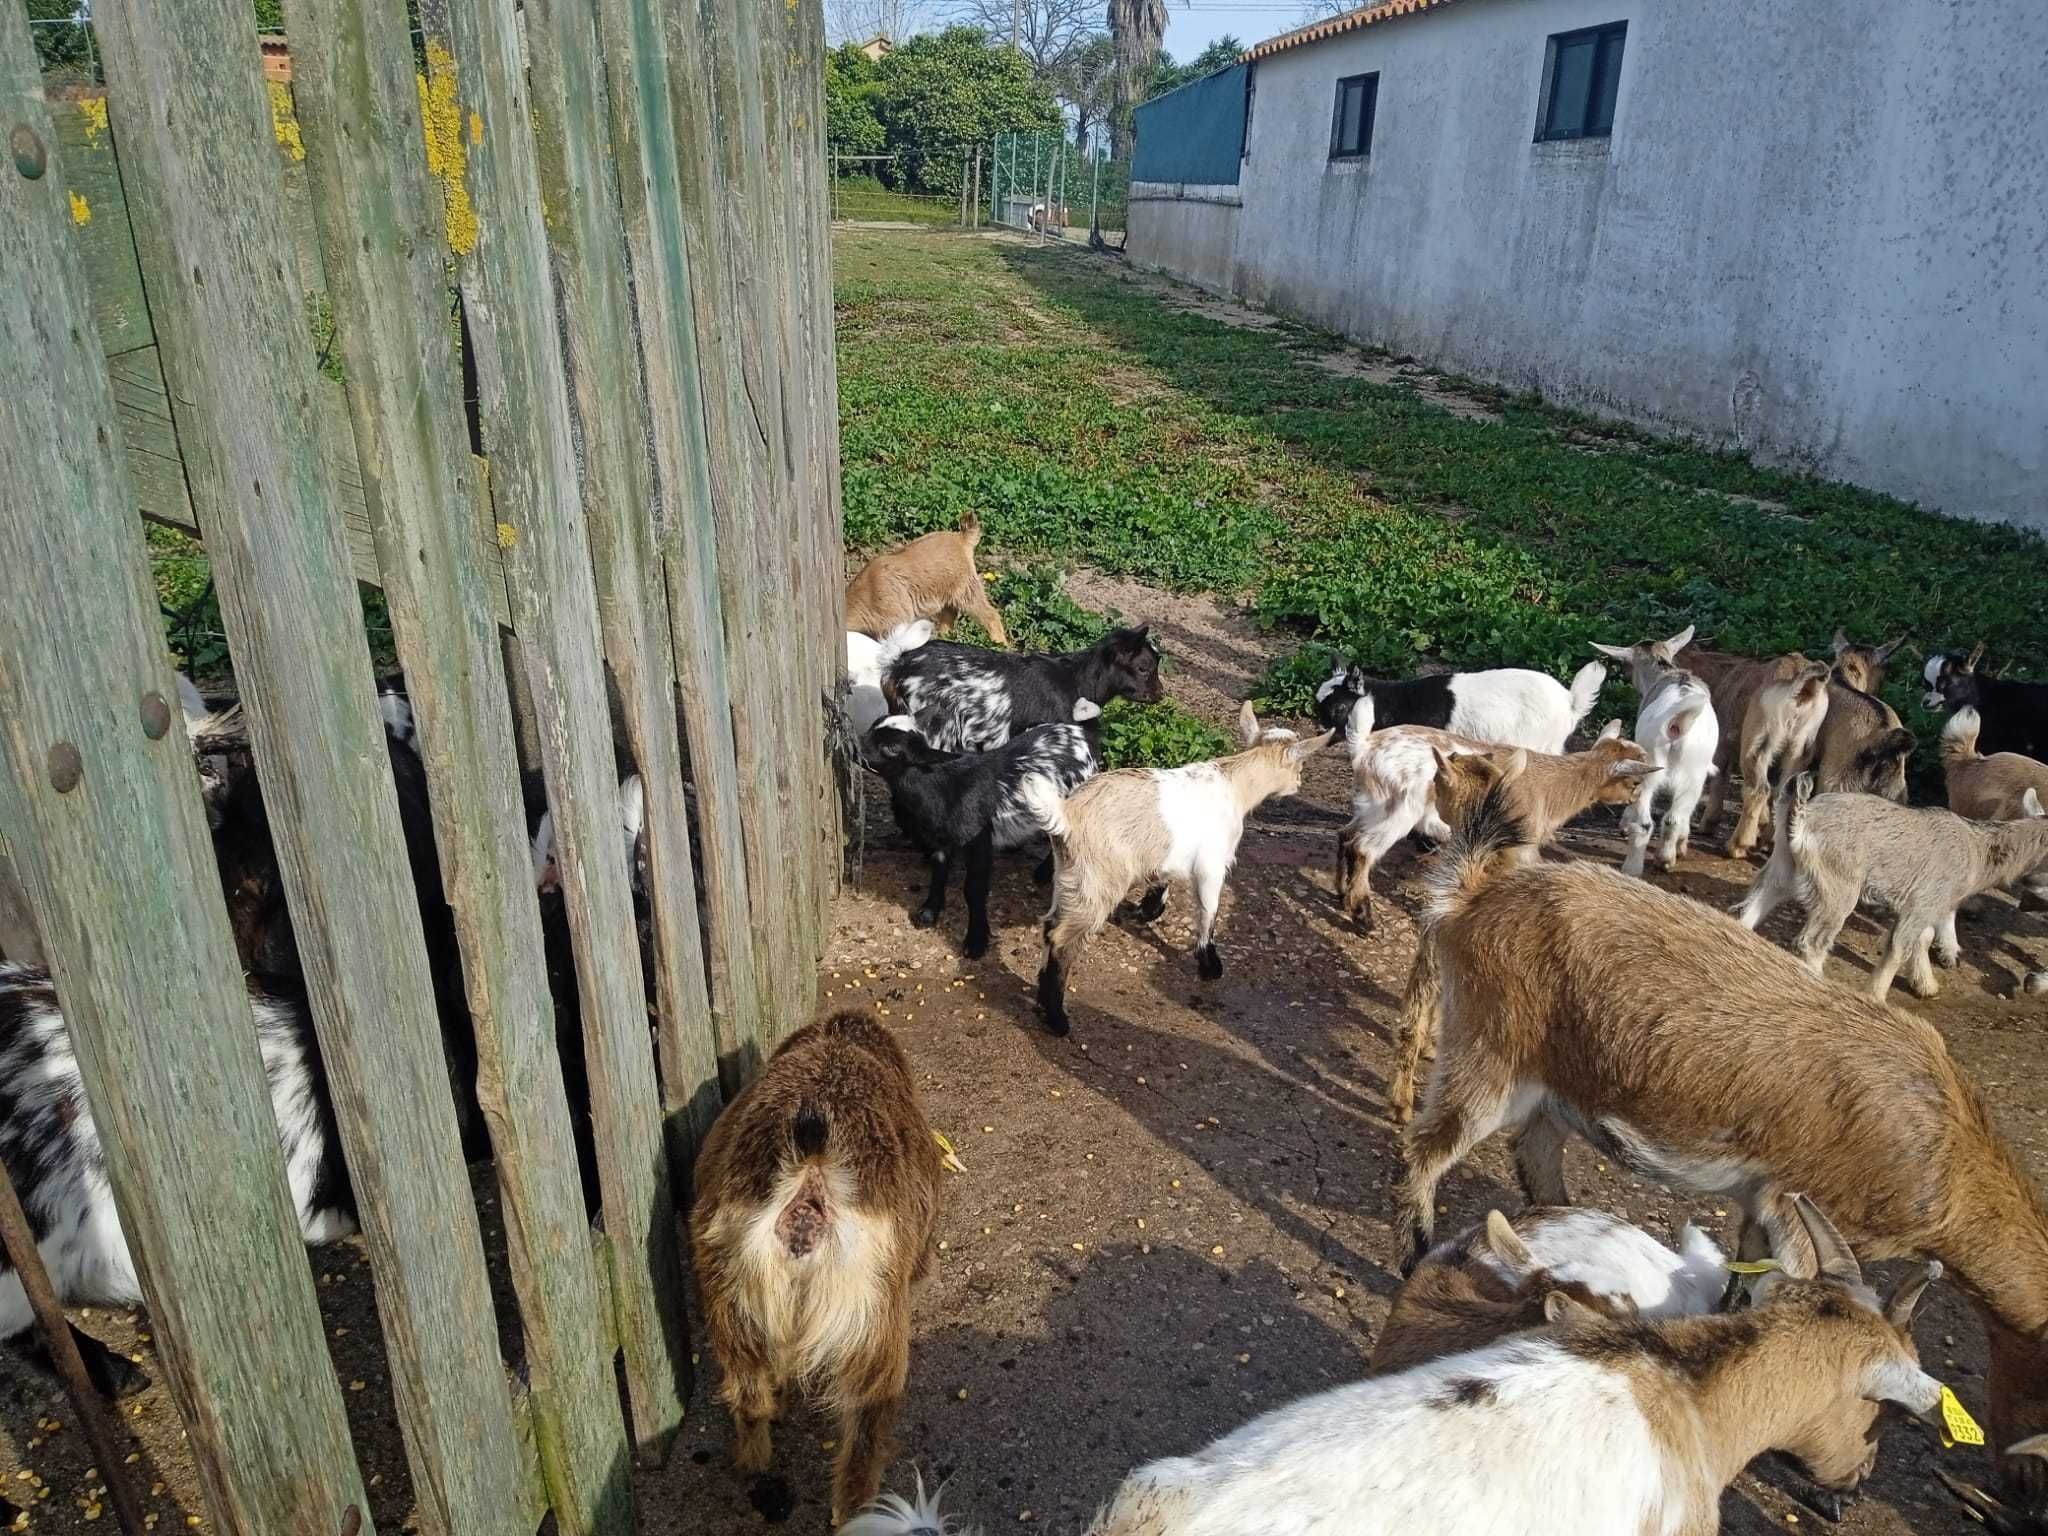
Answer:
[1778, 771, 1815, 853]
[840, 1475, 980, 1536]
[1793, 659, 1833, 706]
[1345, 693, 1377, 765]
[958, 509, 982, 545]
[791, 1099, 829, 1159]
[1018, 773, 1071, 841]
[1567, 660, 1608, 724]
[1941, 706, 1982, 762]
[877, 619, 937, 671]
[1855, 727, 1917, 779]
[1420, 777, 1530, 929]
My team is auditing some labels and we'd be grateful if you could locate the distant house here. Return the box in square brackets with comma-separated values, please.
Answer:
[1126, 0, 2048, 531]
[854, 33, 894, 62]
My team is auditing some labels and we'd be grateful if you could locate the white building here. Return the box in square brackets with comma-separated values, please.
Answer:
[1127, 0, 2048, 530]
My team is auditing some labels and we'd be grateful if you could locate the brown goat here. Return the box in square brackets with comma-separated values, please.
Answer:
[691, 1010, 944, 1524]
[844, 511, 1008, 645]
[1397, 788, 2048, 1517]
[1726, 660, 1834, 858]
[1946, 708, 2048, 823]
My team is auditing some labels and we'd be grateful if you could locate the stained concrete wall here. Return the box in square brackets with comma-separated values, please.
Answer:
[1127, 185, 1242, 296]
[1151, 0, 2047, 528]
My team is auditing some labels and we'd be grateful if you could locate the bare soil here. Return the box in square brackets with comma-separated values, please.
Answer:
[3, 576, 2043, 1535]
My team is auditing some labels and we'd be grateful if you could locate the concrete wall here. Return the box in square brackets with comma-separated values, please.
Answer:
[1128, 184, 1242, 295]
[1161, 0, 2047, 528]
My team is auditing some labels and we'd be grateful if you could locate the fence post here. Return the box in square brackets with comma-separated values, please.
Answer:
[286, 0, 645, 1519]
[0, 12, 371, 1533]
[959, 155, 969, 226]
[1091, 141, 1100, 236]
[831, 149, 839, 220]
[1032, 130, 1041, 229]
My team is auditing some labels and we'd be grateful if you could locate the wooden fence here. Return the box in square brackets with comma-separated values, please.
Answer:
[0, 0, 842, 1527]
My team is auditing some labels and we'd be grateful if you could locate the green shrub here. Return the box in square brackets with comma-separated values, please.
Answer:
[1097, 699, 1232, 770]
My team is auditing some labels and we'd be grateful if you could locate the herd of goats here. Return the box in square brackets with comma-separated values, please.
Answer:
[0, 505, 2045, 1535]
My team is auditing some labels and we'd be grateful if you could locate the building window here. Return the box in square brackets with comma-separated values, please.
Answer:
[1329, 72, 1377, 160]
[1536, 22, 1625, 141]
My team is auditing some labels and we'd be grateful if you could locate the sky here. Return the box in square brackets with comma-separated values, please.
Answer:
[1165, 2, 1319, 58]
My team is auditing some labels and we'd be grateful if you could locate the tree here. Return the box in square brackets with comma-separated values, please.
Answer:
[947, 0, 1093, 75]
[1144, 34, 1244, 98]
[25, 0, 93, 80]
[875, 26, 1062, 197]
[1105, 0, 1169, 159]
[1049, 32, 1116, 150]
[826, 43, 889, 158]
[825, 0, 938, 48]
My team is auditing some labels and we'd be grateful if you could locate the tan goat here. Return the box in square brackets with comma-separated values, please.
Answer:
[1397, 786, 2048, 1518]
[1946, 707, 2048, 822]
[691, 1010, 943, 1525]
[1725, 659, 1833, 858]
[1022, 703, 1332, 1035]
[844, 511, 1008, 645]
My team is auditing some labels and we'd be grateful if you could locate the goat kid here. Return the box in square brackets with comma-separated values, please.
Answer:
[1370, 1205, 1725, 1376]
[1397, 784, 2048, 1514]
[844, 511, 1008, 645]
[1735, 775, 2048, 999]
[864, 710, 1099, 957]
[846, 621, 935, 739]
[1927, 645, 2048, 762]
[1725, 659, 1833, 858]
[1590, 627, 1718, 874]
[692, 1010, 943, 1526]
[1312, 657, 1607, 755]
[884, 625, 1163, 754]
[0, 964, 354, 1398]
[1024, 705, 1332, 1036]
[1946, 707, 2048, 836]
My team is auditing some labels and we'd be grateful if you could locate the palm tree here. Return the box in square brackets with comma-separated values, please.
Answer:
[1106, 0, 1168, 158]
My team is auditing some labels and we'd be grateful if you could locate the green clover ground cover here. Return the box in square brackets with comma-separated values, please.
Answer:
[835, 232, 2047, 775]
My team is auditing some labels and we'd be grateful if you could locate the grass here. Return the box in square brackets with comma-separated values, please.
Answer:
[832, 174, 960, 227]
[834, 230, 2048, 783]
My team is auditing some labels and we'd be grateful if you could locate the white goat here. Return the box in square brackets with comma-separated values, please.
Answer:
[1313, 659, 1607, 755]
[1593, 627, 1719, 875]
[846, 620, 935, 739]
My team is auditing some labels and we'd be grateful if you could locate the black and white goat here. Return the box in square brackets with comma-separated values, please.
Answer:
[882, 624, 1163, 753]
[1926, 645, 2048, 762]
[0, 964, 355, 1397]
[1313, 658, 1607, 755]
[864, 709, 1100, 957]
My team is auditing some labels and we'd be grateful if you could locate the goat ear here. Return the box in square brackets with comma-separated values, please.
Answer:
[1965, 642, 1985, 671]
[1883, 1261, 1942, 1330]
[1787, 1193, 1863, 1287]
[1482, 1210, 1534, 1269]
[1666, 706, 1705, 742]
[1543, 1291, 1604, 1329]
[1831, 628, 1852, 656]
[1875, 634, 1906, 662]
[1287, 729, 1337, 762]
[1498, 748, 1529, 789]
[1237, 700, 1261, 746]
[2023, 788, 2044, 819]
[1597, 718, 1623, 742]
[619, 775, 646, 842]
[1589, 641, 1634, 662]
[1661, 624, 1696, 657]
[1612, 758, 1660, 781]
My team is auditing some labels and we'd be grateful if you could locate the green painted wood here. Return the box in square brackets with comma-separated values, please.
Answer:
[48, 93, 153, 356]
[0, 16, 372, 1534]
[285, 0, 638, 1528]
[0, 846, 41, 965]
[84, 3, 532, 1532]
[520, 0, 701, 1457]
[415, 0, 698, 1463]
[590, 0, 765, 1097]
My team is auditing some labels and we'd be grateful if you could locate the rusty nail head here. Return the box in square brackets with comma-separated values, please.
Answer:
[46, 741, 81, 793]
[340, 1505, 363, 1536]
[139, 691, 173, 740]
[9, 124, 45, 179]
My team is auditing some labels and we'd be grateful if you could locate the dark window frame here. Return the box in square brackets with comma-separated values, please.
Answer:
[1328, 71, 1378, 161]
[1535, 21, 1626, 142]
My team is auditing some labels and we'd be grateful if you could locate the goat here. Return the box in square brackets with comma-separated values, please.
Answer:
[1734, 775, 2048, 999]
[884, 625, 1163, 754]
[1023, 705, 1333, 1036]
[0, 964, 355, 1399]
[1370, 1205, 1725, 1376]
[845, 512, 1007, 645]
[1927, 646, 2048, 763]
[1725, 659, 1833, 858]
[1312, 657, 1607, 755]
[864, 710, 1099, 958]
[1589, 627, 1718, 875]
[1334, 698, 1653, 928]
[691, 1009, 943, 1526]
[1946, 708, 2048, 827]
[846, 621, 934, 739]
[1396, 784, 2048, 1515]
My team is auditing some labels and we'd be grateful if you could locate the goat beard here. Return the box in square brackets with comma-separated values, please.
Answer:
[775, 1167, 832, 1259]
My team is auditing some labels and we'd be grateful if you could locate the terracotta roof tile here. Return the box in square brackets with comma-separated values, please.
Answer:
[1243, 0, 1460, 62]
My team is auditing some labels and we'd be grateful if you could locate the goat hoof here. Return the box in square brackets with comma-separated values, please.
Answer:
[1934, 948, 1960, 969]
[1401, 1225, 1430, 1277]
[1042, 1008, 1071, 1037]
[910, 906, 939, 929]
[1197, 945, 1223, 981]
[1032, 856, 1054, 885]
[96, 1352, 151, 1400]
[746, 1475, 795, 1524]
[962, 929, 990, 961]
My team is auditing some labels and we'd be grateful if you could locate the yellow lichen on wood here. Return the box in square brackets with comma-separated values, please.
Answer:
[415, 42, 479, 257]
[267, 80, 306, 162]
[69, 191, 91, 225]
[76, 96, 108, 145]
[468, 110, 483, 147]
[495, 522, 518, 548]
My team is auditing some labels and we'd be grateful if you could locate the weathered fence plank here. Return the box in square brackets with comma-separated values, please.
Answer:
[415, 0, 692, 1462]
[86, 2, 532, 1530]
[0, 15, 370, 1532]
[594, 0, 767, 1096]
[285, 0, 637, 1528]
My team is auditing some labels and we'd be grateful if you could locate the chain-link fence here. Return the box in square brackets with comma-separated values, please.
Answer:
[987, 130, 1128, 248]
[27, 7, 105, 88]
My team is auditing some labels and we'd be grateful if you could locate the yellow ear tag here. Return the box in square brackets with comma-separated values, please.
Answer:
[931, 1129, 966, 1175]
[1724, 1259, 1782, 1275]
[1938, 1386, 1984, 1449]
